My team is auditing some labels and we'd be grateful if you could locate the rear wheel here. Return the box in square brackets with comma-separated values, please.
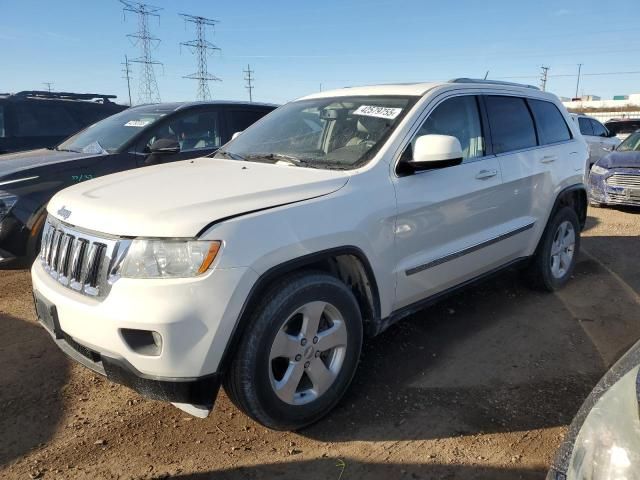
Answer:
[524, 206, 580, 291]
[224, 271, 363, 430]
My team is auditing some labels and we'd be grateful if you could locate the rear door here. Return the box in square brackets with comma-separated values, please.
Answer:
[392, 94, 511, 309]
[490, 95, 575, 259]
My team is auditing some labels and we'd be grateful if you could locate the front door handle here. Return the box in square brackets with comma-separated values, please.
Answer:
[540, 155, 557, 163]
[475, 169, 498, 180]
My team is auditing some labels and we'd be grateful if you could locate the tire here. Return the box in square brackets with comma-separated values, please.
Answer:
[524, 206, 581, 292]
[224, 271, 363, 430]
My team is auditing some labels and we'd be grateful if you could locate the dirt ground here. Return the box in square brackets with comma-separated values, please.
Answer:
[1, 206, 639, 480]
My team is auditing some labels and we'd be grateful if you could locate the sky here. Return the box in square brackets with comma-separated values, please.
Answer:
[1, 0, 639, 106]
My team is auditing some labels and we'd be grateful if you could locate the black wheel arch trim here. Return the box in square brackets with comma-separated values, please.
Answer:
[551, 183, 587, 230]
[217, 245, 381, 373]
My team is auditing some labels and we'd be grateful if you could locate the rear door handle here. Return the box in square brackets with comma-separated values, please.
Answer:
[540, 155, 557, 163]
[475, 169, 498, 180]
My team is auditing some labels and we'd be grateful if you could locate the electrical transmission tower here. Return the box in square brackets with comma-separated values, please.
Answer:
[539, 66, 550, 91]
[120, 0, 162, 104]
[43, 82, 53, 93]
[180, 13, 221, 101]
[244, 64, 254, 102]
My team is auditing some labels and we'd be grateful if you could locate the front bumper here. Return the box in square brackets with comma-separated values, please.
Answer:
[589, 169, 640, 206]
[31, 259, 258, 404]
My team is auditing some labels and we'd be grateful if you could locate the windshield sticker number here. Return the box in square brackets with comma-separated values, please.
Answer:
[353, 105, 403, 120]
[124, 120, 151, 127]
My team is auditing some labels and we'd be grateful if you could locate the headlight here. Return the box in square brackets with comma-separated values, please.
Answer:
[117, 239, 221, 279]
[566, 366, 640, 479]
[591, 165, 609, 176]
[0, 191, 18, 221]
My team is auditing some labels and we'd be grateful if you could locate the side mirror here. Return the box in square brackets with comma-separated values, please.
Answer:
[149, 138, 180, 154]
[232, 131, 243, 140]
[408, 134, 463, 171]
[607, 130, 617, 138]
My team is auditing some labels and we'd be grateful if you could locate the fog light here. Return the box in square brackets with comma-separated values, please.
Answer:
[120, 328, 163, 356]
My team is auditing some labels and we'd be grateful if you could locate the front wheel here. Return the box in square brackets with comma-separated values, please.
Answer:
[524, 206, 581, 291]
[224, 271, 363, 430]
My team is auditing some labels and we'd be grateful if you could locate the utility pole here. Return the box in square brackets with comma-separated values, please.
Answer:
[121, 0, 162, 104]
[539, 66, 550, 91]
[179, 13, 221, 101]
[575, 63, 583, 99]
[43, 82, 53, 93]
[121, 55, 133, 105]
[244, 64, 254, 102]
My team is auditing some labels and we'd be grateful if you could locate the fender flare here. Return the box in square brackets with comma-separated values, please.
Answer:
[217, 245, 381, 373]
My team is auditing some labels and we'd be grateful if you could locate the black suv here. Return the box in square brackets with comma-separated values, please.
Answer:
[0, 91, 128, 154]
[0, 100, 276, 265]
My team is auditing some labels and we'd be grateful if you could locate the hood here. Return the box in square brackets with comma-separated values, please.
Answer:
[48, 158, 350, 237]
[599, 151, 640, 170]
[0, 148, 100, 179]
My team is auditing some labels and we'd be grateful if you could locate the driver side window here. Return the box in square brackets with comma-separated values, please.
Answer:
[412, 95, 484, 162]
[143, 110, 221, 152]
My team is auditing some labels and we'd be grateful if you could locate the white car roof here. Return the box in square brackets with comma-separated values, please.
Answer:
[299, 79, 554, 101]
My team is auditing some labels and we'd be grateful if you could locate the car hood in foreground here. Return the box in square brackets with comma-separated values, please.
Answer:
[48, 158, 350, 237]
[599, 151, 640, 170]
[0, 148, 100, 179]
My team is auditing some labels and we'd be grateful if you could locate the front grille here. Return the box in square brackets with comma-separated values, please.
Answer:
[40, 216, 127, 299]
[606, 173, 640, 189]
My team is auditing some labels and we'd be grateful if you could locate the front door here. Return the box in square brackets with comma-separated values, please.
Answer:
[392, 94, 509, 310]
[136, 109, 222, 166]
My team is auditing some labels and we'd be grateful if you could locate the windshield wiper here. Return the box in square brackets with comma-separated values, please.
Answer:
[244, 153, 311, 167]
[55, 147, 81, 153]
[214, 149, 246, 160]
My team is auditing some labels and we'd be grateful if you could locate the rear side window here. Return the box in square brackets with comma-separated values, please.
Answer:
[14, 102, 80, 137]
[590, 119, 607, 137]
[227, 109, 269, 135]
[528, 99, 571, 145]
[485, 96, 537, 154]
[578, 117, 593, 136]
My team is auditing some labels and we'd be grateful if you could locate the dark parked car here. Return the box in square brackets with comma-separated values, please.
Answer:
[0, 91, 128, 154]
[547, 339, 640, 479]
[0, 100, 277, 265]
[588, 130, 640, 207]
[605, 118, 640, 141]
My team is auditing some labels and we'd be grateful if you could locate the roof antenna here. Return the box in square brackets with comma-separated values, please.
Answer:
[483, 70, 489, 80]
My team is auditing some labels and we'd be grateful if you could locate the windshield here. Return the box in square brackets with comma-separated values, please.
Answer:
[606, 120, 640, 135]
[58, 108, 168, 154]
[617, 131, 640, 152]
[215, 95, 415, 169]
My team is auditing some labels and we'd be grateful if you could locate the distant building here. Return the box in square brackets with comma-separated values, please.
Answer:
[562, 93, 640, 111]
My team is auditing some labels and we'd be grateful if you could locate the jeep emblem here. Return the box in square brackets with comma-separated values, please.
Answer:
[57, 206, 72, 220]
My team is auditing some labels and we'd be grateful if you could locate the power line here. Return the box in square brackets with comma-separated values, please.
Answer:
[121, 0, 162, 104]
[121, 55, 133, 106]
[180, 13, 221, 101]
[244, 64, 254, 102]
[539, 66, 550, 91]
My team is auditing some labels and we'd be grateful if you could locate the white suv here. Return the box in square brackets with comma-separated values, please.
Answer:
[32, 79, 588, 430]
[571, 113, 620, 167]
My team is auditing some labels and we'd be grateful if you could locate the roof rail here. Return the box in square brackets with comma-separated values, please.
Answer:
[10, 91, 118, 102]
[448, 78, 540, 90]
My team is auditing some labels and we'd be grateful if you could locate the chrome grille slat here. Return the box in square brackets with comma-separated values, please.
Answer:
[40, 216, 119, 299]
[606, 173, 640, 188]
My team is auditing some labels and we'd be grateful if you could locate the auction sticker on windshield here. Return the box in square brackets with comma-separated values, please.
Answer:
[353, 105, 403, 120]
[124, 120, 151, 127]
